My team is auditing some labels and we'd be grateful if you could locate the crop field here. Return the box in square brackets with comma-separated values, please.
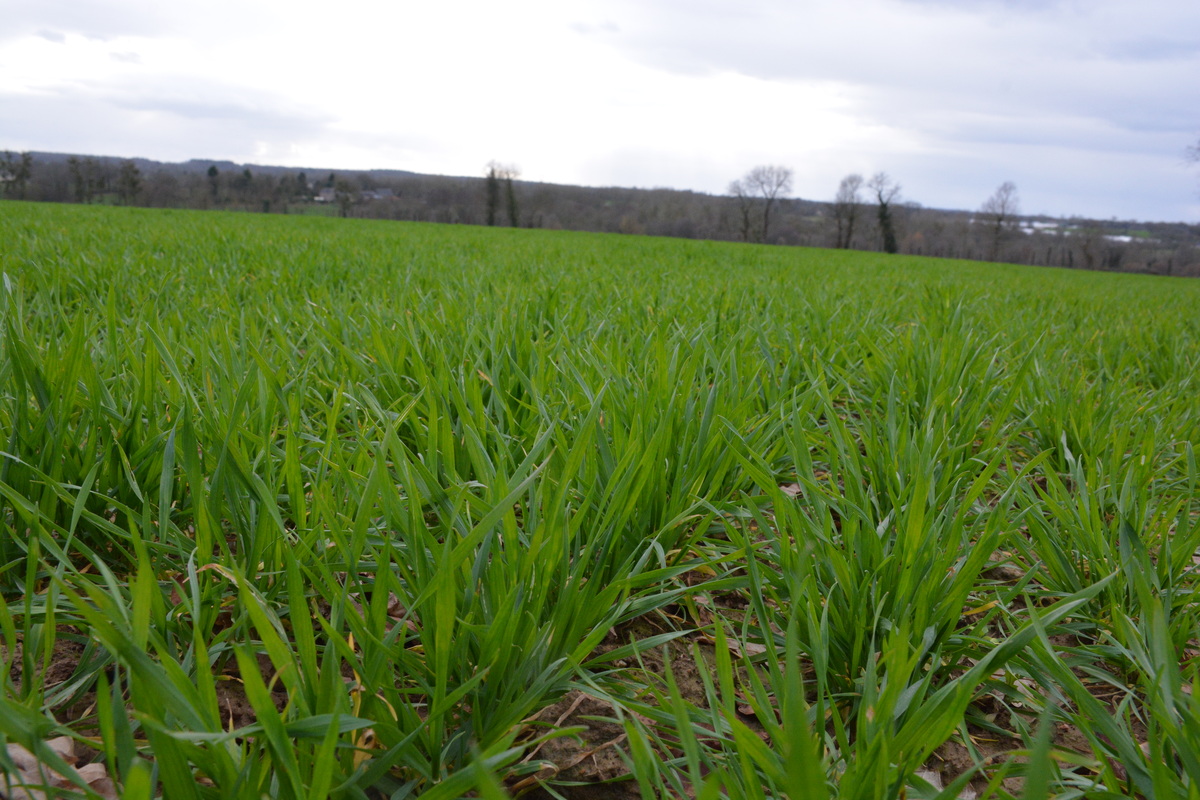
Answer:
[1, 201, 1199, 800]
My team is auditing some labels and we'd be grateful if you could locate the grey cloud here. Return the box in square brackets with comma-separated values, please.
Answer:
[0, 79, 333, 162]
[565, 0, 1200, 220]
[2, 0, 274, 44]
[108, 85, 332, 133]
[895, 0, 1066, 9]
[2, 0, 171, 42]
[110, 52, 141, 64]
[585, 0, 1200, 147]
[1102, 36, 1200, 63]
[36, 29, 66, 43]
[859, 75, 1195, 151]
[112, 96, 265, 121]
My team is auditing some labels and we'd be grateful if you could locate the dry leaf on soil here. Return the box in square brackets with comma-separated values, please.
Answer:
[2, 737, 117, 800]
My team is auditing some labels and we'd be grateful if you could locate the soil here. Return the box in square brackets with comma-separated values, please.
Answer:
[0, 599, 1161, 800]
[516, 691, 639, 799]
[5, 634, 89, 697]
[5, 634, 97, 726]
[3, 632, 288, 736]
[517, 610, 775, 800]
[927, 706, 1025, 799]
[212, 653, 292, 729]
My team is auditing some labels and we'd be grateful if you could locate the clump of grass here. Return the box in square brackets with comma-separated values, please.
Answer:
[1, 201, 1198, 798]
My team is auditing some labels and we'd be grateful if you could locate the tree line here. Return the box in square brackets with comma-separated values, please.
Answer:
[3, 150, 1198, 277]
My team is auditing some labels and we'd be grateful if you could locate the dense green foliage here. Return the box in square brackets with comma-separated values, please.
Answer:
[1, 201, 1199, 798]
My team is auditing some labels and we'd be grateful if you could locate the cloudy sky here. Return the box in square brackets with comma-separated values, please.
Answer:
[2, 0, 1199, 221]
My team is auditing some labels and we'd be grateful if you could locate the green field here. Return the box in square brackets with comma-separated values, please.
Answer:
[1, 201, 1199, 799]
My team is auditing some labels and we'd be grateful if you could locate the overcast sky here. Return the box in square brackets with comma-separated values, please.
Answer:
[2, 0, 1199, 221]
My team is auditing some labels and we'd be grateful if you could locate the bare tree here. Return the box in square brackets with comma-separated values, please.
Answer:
[743, 165, 793, 242]
[979, 181, 1020, 261]
[832, 173, 864, 249]
[73, 157, 104, 203]
[233, 168, 254, 207]
[728, 178, 755, 242]
[334, 178, 355, 218]
[116, 160, 143, 205]
[0, 151, 33, 200]
[502, 165, 520, 227]
[484, 162, 501, 226]
[486, 162, 520, 226]
[68, 156, 87, 203]
[206, 165, 221, 206]
[867, 172, 901, 254]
